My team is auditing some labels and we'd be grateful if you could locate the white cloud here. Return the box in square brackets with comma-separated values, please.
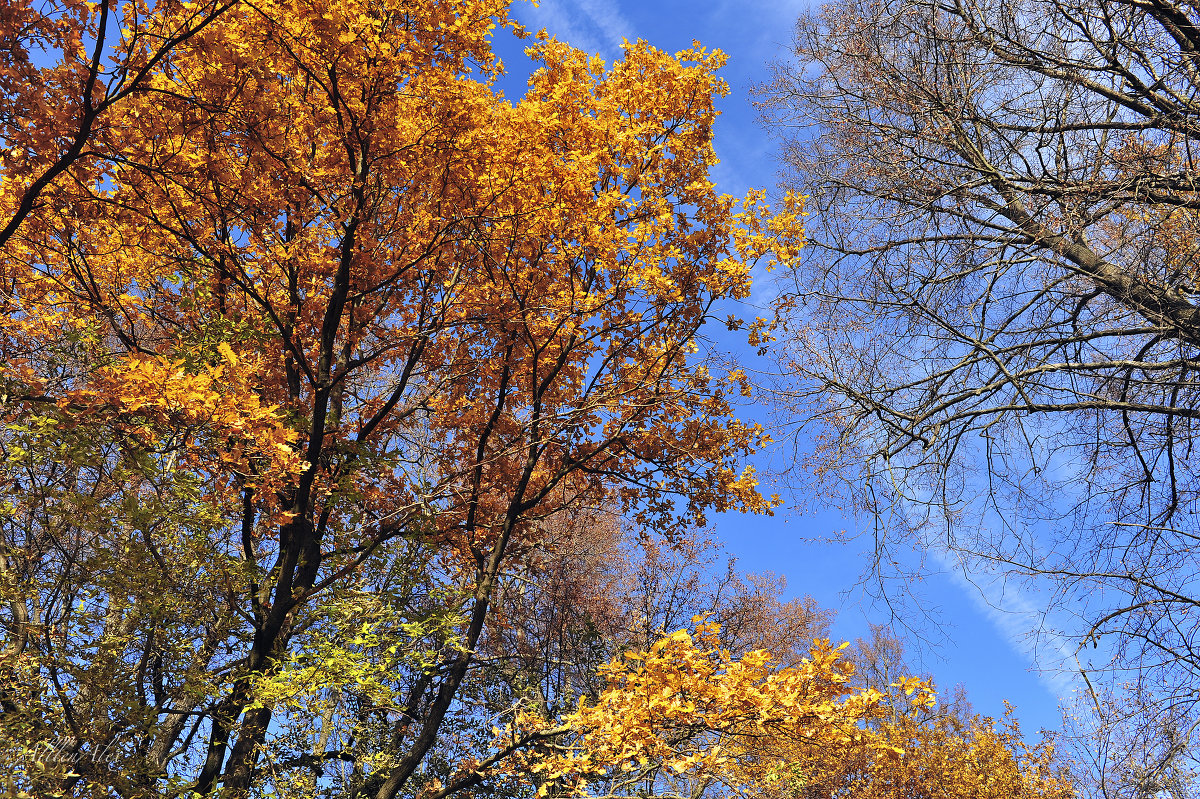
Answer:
[574, 0, 634, 47]
[933, 546, 1085, 700]
[512, 0, 634, 58]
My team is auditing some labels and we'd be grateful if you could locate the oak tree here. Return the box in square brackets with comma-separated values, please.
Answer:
[0, 0, 803, 796]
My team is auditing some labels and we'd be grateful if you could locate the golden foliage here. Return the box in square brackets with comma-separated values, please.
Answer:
[503, 620, 890, 796]
[499, 621, 1071, 799]
[0, 1, 806, 795]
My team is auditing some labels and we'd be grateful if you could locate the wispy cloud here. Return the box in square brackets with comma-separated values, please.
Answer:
[511, 0, 634, 58]
[931, 545, 1083, 700]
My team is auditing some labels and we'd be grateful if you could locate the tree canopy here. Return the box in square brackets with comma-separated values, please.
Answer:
[760, 0, 1200, 791]
[0, 0, 809, 794]
[0, 0, 1077, 798]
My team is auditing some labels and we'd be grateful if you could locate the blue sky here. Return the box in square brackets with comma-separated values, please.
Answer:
[494, 0, 1074, 736]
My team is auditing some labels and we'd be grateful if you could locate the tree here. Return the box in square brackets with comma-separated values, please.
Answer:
[846, 624, 978, 726]
[0, 0, 804, 795]
[760, 0, 1200, 778]
[458, 514, 831, 799]
[506, 620, 1071, 799]
[477, 511, 830, 721]
[362, 514, 831, 799]
[1060, 682, 1200, 799]
[505, 620, 902, 799]
[764, 703, 1074, 799]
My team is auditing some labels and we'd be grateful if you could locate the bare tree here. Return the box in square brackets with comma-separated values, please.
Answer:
[1060, 681, 1200, 799]
[760, 0, 1200, 789]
